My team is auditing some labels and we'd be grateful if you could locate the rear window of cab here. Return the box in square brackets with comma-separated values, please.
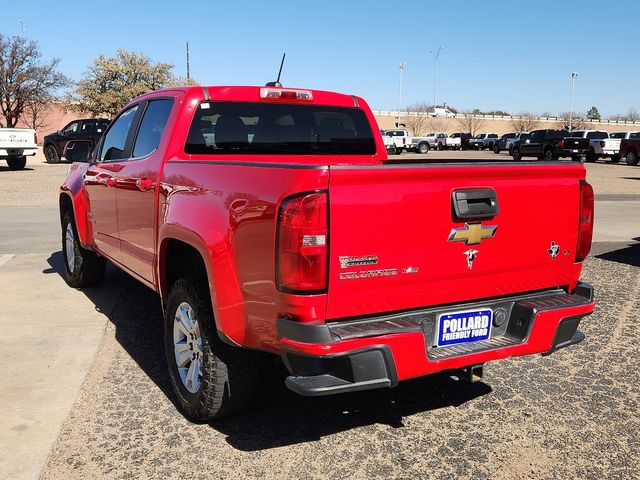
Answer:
[184, 102, 376, 155]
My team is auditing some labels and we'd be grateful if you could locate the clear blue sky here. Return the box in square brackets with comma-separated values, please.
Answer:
[6, 0, 639, 116]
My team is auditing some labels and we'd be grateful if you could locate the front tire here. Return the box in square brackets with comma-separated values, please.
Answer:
[493, 145, 500, 154]
[45, 144, 60, 163]
[626, 151, 639, 166]
[61, 209, 105, 287]
[7, 156, 26, 170]
[512, 148, 522, 161]
[165, 276, 259, 421]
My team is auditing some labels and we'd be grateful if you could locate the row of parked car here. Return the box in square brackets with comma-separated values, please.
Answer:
[381, 128, 640, 165]
[381, 129, 504, 154]
[497, 129, 640, 164]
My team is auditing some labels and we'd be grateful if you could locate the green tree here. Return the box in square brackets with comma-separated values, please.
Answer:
[586, 106, 601, 120]
[0, 34, 68, 127]
[71, 49, 192, 117]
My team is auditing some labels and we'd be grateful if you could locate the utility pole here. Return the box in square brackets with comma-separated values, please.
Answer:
[186, 41, 190, 81]
[569, 72, 578, 131]
[397, 62, 406, 128]
[430, 45, 443, 110]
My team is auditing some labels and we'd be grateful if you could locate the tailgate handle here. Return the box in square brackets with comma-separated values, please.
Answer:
[452, 188, 499, 219]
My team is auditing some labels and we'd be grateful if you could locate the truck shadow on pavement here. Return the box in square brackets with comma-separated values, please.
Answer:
[0, 166, 34, 172]
[45, 250, 492, 451]
[595, 239, 640, 267]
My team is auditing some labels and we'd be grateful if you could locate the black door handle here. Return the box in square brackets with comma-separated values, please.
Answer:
[452, 188, 499, 219]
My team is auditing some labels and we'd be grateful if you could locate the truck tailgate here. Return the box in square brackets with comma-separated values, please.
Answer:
[605, 139, 621, 151]
[326, 163, 585, 320]
[0, 128, 35, 149]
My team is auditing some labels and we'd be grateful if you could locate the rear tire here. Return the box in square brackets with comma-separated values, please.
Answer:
[586, 149, 596, 162]
[165, 276, 259, 421]
[418, 142, 430, 154]
[543, 149, 555, 161]
[7, 156, 26, 170]
[61, 209, 105, 287]
[45, 144, 60, 163]
[626, 151, 639, 166]
[610, 154, 621, 163]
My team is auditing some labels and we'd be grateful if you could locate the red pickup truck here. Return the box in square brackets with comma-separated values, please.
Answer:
[59, 85, 595, 420]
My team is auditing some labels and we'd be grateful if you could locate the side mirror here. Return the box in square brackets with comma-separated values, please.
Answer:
[525, 139, 531, 144]
[57, 130, 62, 135]
[64, 140, 92, 163]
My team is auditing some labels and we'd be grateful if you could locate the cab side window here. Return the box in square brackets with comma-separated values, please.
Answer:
[100, 105, 139, 161]
[62, 121, 79, 135]
[132, 99, 174, 158]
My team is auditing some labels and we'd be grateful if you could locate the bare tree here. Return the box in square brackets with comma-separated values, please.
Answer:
[0, 34, 68, 127]
[401, 102, 431, 136]
[625, 108, 640, 122]
[456, 111, 485, 136]
[21, 98, 51, 131]
[511, 112, 539, 132]
[555, 112, 587, 130]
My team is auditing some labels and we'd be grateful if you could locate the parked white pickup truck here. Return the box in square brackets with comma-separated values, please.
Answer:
[380, 129, 396, 154]
[383, 129, 435, 154]
[606, 131, 639, 162]
[0, 128, 38, 170]
[382, 129, 412, 154]
[566, 130, 611, 162]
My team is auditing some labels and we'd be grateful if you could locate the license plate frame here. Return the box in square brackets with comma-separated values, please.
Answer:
[436, 308, 493, 347]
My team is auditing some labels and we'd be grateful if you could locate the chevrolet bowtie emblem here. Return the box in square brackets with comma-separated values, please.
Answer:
[448, 223, 497, 245]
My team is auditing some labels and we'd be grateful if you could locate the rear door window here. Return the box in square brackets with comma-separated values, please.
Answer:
[185, 102, 375, 155]
[81, 121, 95, 134]
[132, 99, 174, 158]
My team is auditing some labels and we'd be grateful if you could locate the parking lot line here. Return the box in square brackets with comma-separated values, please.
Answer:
[0, 254, 14, 267]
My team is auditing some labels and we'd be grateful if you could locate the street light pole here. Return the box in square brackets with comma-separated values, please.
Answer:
[569, 72, 578, 131]
[430, 45, 443, 110]
[19, 19, 26, 36]
[397, 62, 406, 128]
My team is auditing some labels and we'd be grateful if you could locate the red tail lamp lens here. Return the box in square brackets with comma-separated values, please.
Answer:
[576, 180, 594, 262]
[277, 191, 328, 293]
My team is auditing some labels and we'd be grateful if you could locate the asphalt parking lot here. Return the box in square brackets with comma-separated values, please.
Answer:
[1, 151, 639, 479]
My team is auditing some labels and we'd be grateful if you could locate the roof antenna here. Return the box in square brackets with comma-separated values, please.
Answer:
[265, 53, 286, 87]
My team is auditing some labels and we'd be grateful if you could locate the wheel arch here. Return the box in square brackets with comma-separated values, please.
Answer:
[157, 227, 237, 344]
[59, 191, 91, 247]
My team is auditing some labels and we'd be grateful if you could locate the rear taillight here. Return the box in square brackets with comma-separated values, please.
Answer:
[559, 139, 565, 149]
[576, 180, 594, 262]
[599, 140, 605, 148]
[276, 191, 328, 293]
[34, 132, 38, 144]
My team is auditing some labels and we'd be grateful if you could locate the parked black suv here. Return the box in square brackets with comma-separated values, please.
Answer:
[511, 129, 590, 161]
[43, 118, 110, 163]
